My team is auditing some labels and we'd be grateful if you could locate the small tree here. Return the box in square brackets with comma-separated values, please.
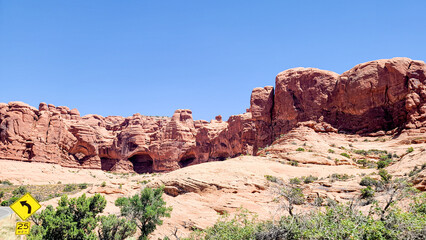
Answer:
[115, 187, 172, 240]
[98, 214, 137, 240]
[275, 185, 305, 216]
[29, 194, 106, 240]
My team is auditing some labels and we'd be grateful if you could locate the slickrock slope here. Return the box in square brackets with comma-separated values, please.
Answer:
[0, 57, 425, 172]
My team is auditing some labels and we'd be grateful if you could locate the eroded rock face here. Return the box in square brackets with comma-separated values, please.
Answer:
[273, 68, 339, 134]
[273, 57, 426, 135]
[0, 58, 425, 172]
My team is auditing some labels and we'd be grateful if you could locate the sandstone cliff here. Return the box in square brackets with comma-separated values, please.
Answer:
[0, 57, 425, 172]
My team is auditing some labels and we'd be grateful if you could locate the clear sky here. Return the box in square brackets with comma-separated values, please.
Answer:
[1, 1, 425, 121]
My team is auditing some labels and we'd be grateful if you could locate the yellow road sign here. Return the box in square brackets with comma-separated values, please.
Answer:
[15, 221, 31, 235]
[10, 193, 41, 220]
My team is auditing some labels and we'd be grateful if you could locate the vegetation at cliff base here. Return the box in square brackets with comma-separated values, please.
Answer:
[184, 172, 426, 240]
[28, 187, 171, 240]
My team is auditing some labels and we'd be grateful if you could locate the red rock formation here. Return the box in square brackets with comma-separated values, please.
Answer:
[273, 57, 426, 135]
[0, 57, 425, 172]
[250, 86, 274, 151]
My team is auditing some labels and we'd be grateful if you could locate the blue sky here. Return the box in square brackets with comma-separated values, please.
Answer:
[1, 1, 425, 121]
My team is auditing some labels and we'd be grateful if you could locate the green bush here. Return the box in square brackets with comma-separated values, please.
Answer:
[359, 177, 378, 187]
[78, 183, 89, 189]
[265, 175, 278, 183]
[29, 194, 107, 240]
[101, 181, 107, 187]
[0, 180, 13, 185]
[115, 187, 172, 240]
[12, 186, 27, 195]
[378, 169, 392, 183]
[194, 200, 426, 240]
[63, 184, 77, 192]
[190, 209, 260, 240]
[330, 173, 351, 181]
[409, 164, 426, 177]
[328, 149, 335, 153]
[340, 152, 350, 158]
[367, 149, 387, 155]
[361, 186, 375, 199]
[98, 214, 137, 240]
[377, 159, 391, 169]
[353, 149, 367, 155]
[289, 177, 301, 185]
[407, 147, 414, 153]
[357, 159, 367, 167]
[410, 192, 426, 214]
[303, 175, 318, 184]
[296, 147, 305, 152]
[1, 186, 27, 206]
[1, 196, 19, 206]
[290, 161, 298, 166]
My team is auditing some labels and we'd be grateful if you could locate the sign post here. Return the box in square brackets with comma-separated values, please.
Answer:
[10, 193, 41, 238]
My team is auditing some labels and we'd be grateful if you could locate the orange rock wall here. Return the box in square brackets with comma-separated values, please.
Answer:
[1, 58, 425, 172]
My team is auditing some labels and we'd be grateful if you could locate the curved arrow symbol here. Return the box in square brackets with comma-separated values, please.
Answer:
[20, 201, 31, 214]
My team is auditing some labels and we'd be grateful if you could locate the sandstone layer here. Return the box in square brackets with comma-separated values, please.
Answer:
[0, 57, 425, 172]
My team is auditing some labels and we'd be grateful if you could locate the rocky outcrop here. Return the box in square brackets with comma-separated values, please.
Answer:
[273, 57, 426, 136]
[1, 58, 425, 172]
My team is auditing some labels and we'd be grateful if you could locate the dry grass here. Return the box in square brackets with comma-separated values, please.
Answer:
[0, 183, 91, 203]
[0, 213, 21, 240]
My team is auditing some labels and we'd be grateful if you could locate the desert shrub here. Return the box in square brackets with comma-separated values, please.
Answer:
[190, 209, 260, 240]
[409, 164, 426, 177]
[313, 197, 324, 207]
[265, 175, 278, 183]
[328, 149, 335, 153]
[12, 186, 27, 195]
[377, 159, 391, 169]
[139, 180, 150, 185]
[0, 196, 19, 206]
[407, 147, 414, 153]
[359, 176, 378, 187]
[78, 183, 88, 189]
[29, 194, 107, 240]
[361, 186, 375, 199]
[256, 201, 426, 240]
[101, 181, 107, 187]
[410, 192, 426, 214]
[98, 214, 137, 240]
[296, 147, 305, 152]
[356, 158, 367, 167]
[290, 161, 298, 166]
[1, 186, 28, 206]
[289, 177, 301, 185]
[353, 149, 367, 155]
[302, 175, 318, 184]
[0, 180, 13, 185]
[63, 184, 76, 192]
[190, 192, 426, 240]
[367, 149, 387, 155]
[340, 152, 350, 158]
[115, 187, 172, 240]
[330, 173, 352, 181]
[378, 169, 392, 183]
[0, 191, 4, 199]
